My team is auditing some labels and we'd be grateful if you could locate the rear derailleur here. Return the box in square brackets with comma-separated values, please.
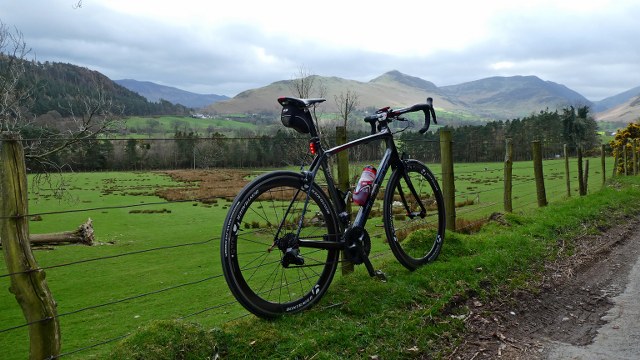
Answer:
[276, 233, 305, 268]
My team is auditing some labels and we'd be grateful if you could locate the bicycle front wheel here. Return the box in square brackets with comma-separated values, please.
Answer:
[221, 171, 340, 318]
[383, 160, 445, 270]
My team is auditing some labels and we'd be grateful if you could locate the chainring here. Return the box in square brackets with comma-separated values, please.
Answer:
[343, 226, 371, 265]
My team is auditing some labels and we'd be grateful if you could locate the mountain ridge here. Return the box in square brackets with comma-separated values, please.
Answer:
[594, 85, 640, 112]
[114, 79, 229, 108]
[13, 54, 636, 123]
[205, 71, 597, 120]
[201, 71, 639, 123]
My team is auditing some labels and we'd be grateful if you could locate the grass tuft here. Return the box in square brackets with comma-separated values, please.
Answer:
[110, 320, 230, 360]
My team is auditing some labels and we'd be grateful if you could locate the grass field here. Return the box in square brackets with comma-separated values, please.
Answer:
[0, 171, 246, 359]
[121, 115, 272, 137]
[0, 155, 621, 358]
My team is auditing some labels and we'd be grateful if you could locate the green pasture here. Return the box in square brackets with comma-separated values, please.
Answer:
[0, 156, 620, 358]
[121, 115, 271, 137]
[114, 175, 640, 359]
[0, 171, 248, 359]
[444, 156, 617, 223]
[337, 155, 616, 225]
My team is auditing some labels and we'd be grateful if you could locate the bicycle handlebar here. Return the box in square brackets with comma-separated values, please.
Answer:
[363, 97, 437, 135]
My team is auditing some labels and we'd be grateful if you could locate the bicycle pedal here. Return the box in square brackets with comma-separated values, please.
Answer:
[374, 270, 387, 282]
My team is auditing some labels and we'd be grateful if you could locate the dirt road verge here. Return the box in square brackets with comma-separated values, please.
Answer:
[448, 215, 640, 359]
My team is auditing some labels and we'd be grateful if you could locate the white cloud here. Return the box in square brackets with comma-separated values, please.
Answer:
[1, 0, 639, 100]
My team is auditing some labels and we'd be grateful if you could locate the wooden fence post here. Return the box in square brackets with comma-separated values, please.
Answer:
[531, 140, 547, 207]
[0, 132, 61, 359]
[335, 126, 353, 274]
[624, 140, 628, 176]
[440, 130, 456, 231]
[564, 144, 571, 197]
[633, 139, 638, 175]
[584, 159, 589, 194]
[504, 138, 513, 212]
[601, 144, 606, 187]
[577, 146, 585, 196]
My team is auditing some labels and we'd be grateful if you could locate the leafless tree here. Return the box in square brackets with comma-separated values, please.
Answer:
[288, 65, 325, 99]
[0, 21, 31, 133]
[1, 21, 123, 199]
[30, 78, 124, 160]
[334, 89, 360, 128]
[288, 65, 327, 135]
[0, 21, 123, 162]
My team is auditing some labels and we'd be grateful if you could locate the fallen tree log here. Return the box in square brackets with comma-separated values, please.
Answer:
[29, 218, 95, 246]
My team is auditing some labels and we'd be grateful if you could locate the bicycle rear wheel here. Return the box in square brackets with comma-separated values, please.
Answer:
[221, 171, 340, 318]
[383, 160, 445, 270]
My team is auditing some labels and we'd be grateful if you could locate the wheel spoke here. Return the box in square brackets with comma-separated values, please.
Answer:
[221, 172, 339, 317]
[384, 161, 444, 270]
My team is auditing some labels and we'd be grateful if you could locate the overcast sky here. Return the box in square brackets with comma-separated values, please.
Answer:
[1, 0, 639, 101]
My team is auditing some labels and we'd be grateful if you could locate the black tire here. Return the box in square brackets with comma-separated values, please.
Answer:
[221, 171, 340, 318]
[383, 160, 445, 270]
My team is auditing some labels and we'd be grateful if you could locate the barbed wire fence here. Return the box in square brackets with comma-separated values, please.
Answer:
[0, 132, 626, 359]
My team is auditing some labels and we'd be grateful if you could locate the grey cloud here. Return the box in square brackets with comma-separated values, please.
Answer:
[2, 1, 639, 100]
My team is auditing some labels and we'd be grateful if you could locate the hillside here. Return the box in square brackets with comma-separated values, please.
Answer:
[593, 85, 640, 112]
[206, 73, 456, 115]
[206, 71, 594, 121]
[2, 57, 191, 117]
[115, 79, 228, 108]
[440, 75, 592, 119]
[596, 95, 640, 123]
[10, 54, 639, 124]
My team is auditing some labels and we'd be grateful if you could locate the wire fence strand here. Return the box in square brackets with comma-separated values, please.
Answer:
[0, 135, 618, 359]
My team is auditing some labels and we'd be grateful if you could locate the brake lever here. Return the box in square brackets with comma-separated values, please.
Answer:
[418, 97, 436, 134]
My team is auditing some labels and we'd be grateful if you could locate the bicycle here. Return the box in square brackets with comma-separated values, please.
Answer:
[221, 96, 445, 318]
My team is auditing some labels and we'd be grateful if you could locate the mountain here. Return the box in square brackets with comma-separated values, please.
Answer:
[596, 95, 640, 123]
[370, 70, 438, 92]
[440, 75, 592, 119]
[115, 79, 228, 109]
[15, 55, 636, 124]
[206, 72, 471, 117]
[206, 71, 592, 120]
[593, 85, 640, 112]
[2, 58, 190, 117]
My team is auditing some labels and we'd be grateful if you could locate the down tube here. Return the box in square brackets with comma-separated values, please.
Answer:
[352, 147, 393, 227]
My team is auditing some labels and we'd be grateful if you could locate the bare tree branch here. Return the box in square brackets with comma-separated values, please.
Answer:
[288, 65, 315, 99]
[288, 65, 327, 136]
[0, 21, 33, 132]
[1, 21, 124, 187]
[334, 89, 360, 129]
[25, 76, 124, 160]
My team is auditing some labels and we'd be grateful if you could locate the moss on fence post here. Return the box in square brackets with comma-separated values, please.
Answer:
[0, 132, 60, 359]
[504, 138, 513, 212]
[531, 140, 547, 207]
[564, 144, 571, 197]
[601, 144, 606, 187]
[633, 139, 638, 175]
[335, 126, 353, 275]
[440, 130, 456, 231]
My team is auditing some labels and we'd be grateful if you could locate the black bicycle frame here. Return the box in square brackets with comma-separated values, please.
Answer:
[295, 126, 412, 251]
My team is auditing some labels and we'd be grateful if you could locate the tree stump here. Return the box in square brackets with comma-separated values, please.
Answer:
[28, 218, 95, 246]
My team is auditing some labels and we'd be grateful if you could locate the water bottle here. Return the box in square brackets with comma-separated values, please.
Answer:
[352, 165, 377, 206]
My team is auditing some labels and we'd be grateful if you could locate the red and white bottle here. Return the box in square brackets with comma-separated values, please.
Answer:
[352, 165, 377, 206]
